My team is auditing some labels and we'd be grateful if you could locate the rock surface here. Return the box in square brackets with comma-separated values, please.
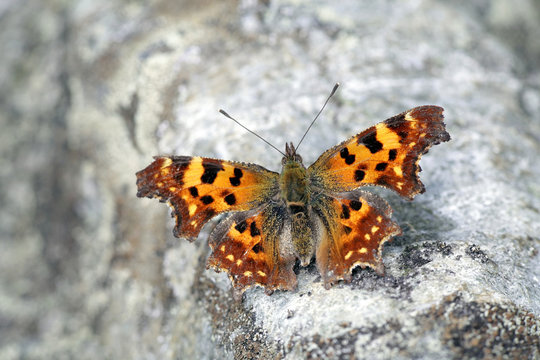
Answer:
[1, 0, 539, 359]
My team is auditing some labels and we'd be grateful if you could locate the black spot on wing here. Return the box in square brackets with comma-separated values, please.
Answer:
[350, 200, 362, 211]
[235, 220, 247, 233]
[341, 204, 350, 219]
[360, 132, 383, 154]
[343, 225, 352, 235]
[250, 221, 261, 237]
[340, 147, 356, 165]
[224, 193, 236, 205]
[201, 160, 224, 184]
[189, 186, 199, 197]
[354, 170, 365, 182]
[252, 243, 262, 254]
[200, 195, 214, 205]
[375, 162, 388, 171]
[229, 167, 243, 186]
[388, 149, 397, 161]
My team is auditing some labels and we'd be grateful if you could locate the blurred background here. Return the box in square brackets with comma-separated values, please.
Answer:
[1, 0, 539, 359]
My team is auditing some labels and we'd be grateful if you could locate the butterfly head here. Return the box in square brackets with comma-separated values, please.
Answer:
[282, 142, 304, 166]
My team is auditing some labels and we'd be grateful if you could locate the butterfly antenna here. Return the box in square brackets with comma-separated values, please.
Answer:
[219, 109, 286, 156]
[295, 82, 340, 152]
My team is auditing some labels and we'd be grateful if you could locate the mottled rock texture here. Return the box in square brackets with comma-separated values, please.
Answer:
[1, 0, 539, 359]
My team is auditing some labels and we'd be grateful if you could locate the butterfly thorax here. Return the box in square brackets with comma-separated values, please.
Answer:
[280, 142, 309, 205]
[280, 142, 315, 265]
[280, 160, 308, 204]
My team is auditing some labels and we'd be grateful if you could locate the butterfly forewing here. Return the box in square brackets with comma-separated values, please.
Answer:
[136, 156, 279, 240]
[308, 106, 450, 199]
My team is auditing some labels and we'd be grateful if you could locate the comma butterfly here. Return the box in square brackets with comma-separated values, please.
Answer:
[136, 85, 450, 297]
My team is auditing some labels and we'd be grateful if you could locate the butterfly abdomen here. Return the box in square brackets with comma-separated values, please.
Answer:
[290, 209, 315, 266]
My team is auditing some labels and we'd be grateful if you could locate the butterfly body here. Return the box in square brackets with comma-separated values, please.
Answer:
[136, 105, 450, 297]
[279, 143, 317, 266]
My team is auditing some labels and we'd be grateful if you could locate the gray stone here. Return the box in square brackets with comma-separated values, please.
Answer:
[1, 0, 539, 359]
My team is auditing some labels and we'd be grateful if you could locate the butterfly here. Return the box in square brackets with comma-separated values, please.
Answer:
[136, 88, 450, 298]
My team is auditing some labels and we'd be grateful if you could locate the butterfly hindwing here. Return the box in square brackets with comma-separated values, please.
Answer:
[136, 156, 279, 240]
[206, 205, 297, 296]
[312, 191, 401, 287]
[308, 106, 450, 199]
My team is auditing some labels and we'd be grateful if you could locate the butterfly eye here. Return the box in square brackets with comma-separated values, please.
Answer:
[294, 154, 303, 163]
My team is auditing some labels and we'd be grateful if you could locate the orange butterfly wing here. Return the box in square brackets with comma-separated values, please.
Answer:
[136, 156, 279, 240]
[206, 206, 297, 297]
[309, 106, 450, 285]
[313, 191, 401, 286]
[308, 106, 450, 199]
